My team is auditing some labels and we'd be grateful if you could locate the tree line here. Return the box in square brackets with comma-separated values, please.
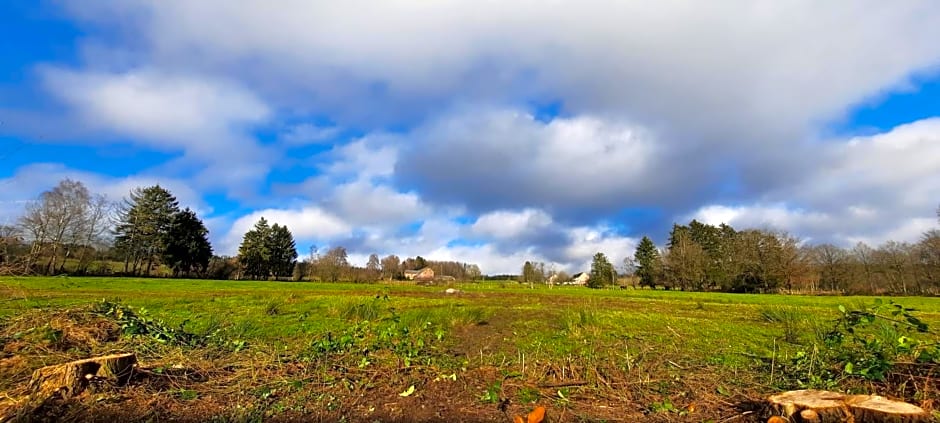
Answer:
[514, 211, 940, 296]
[1, 180, 214, 277]
[625, 215, 939, 295]
[0, 179, 481, 283]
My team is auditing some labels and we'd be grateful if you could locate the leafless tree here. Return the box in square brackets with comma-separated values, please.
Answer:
[380, 254, 400, 280]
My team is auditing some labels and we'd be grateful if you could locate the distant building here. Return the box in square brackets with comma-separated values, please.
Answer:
[403, 267, 435, 281]
[570, 272, 590, 286]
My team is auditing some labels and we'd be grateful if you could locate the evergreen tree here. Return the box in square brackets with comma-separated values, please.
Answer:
[114, 185, 179, 275]
[267, 223, 298, 279]
[238, 217, 271, 280]
[588, 252, 614, 288]
[163, 208, 213, 277]
[634, 236, 660, 288]
[414, 255, 428, 269]
[521, 261, 537, 284]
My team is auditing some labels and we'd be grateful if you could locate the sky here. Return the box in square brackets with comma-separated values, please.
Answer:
[1, 1, 939, 274]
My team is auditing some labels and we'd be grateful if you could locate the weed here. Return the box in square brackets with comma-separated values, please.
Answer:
[264, 299, 282, 316]
[517, 386, 540, 404]
[773, 300, 940, 389]
[480, 380, 501, 403]
[339, 298, 385, 321]
[179, 389, 199, 400]
[759, 305, 805, 343]
[93, 300, 208, 347]
[554, 387, 571, 407]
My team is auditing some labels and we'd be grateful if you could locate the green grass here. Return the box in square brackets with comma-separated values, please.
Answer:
[3, 276, 939, 354]
[2, 276, 939, 420]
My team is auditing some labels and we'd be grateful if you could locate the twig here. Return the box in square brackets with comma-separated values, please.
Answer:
[666, 325, 682, 338]
[667, 360, 685, 370]
[718, 411, 752, 422]
[537, 381, 588, 388]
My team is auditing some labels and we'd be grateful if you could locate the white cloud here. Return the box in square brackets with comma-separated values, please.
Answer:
[472, 208, 553, 240]
[397, 110, 668, 213]
[41, 68, 270, 152]
[328, 181, 428, 227]
[39, 67, 276, 194]
[218, 206, 352, 256]
[322, 137, 398, 181]
[280, 123, 340, 146]
[688, 118, 940, 246]
[63, 1, 940, 137]
[0, 163, 207, 224]
[562, 227, 638, 271]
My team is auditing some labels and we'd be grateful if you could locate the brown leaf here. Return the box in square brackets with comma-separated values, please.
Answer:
[527, 406, 546, 423]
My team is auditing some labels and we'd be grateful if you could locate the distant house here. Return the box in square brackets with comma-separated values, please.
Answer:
[403, 267, 435, 281]
[570, 272, 590, 286]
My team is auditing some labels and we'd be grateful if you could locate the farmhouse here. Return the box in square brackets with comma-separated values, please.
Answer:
[570, 272, 590, 286]
[403, 267, 434, 281]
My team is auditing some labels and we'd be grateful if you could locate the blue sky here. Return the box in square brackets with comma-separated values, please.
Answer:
[2, 1, 939, 273]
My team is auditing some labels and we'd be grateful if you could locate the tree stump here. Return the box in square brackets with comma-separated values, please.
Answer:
[28, 353, 136, 399]
[846, 395, 932, 423]
[767, 390, 931, 423]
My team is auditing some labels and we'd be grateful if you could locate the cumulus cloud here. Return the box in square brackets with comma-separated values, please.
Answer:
[62, 1, 940, 134]
[326, 181, 428, 227]
[472, 209, 553, 240]
[689, 118, 940, 246]
[396, 110, 675, 216]
[39, 67, 276, 194]
[41, 68, 269, 151]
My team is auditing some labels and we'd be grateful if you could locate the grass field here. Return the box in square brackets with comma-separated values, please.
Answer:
[1, 277, 939, 422]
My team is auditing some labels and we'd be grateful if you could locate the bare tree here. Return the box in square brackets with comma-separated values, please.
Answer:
[811, 244, 850, 292]
[380, 254, 400, 280]
[317, 246, 349, 282]
[366, 253, 381, 281]
[73, 195, 112, 274]
[17, 179, 96, 274]
[852, 242, 877, 293]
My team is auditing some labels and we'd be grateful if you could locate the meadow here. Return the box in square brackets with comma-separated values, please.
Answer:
[1, 277, 939, 422]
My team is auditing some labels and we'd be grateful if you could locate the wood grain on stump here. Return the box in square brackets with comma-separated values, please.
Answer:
[846, 395, 932, 423]
[28, 353, 136, 399]
[767, 389, 931, 423]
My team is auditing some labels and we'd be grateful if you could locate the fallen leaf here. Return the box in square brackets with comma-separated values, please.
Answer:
[527, 406, 546, 423]
[513, 416, 525, 423]
[399, 385, 416, 397]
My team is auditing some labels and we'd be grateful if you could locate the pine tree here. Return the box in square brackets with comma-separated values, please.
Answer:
[164, 208, 213, 277]
[414, 255, 428, 269]
[634, 236, 660, 288]
[238, 217, 271, 280]
[267, 223, 298, 279]
[114, 185, 179, 275]
[588, 252, 614, 289]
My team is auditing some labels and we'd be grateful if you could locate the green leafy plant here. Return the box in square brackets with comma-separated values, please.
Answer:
[480, 380, 501, 404]
[824, 299, 938, 380]
[517, 386, 540, 404]
[93, 300, 209, 347]
[775, 300, 939, 389]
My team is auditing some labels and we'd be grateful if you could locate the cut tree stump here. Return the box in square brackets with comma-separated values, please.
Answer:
[28, 353, 136, 399]
[846, 395, 933, 423]
[767, 389, 931, 423]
